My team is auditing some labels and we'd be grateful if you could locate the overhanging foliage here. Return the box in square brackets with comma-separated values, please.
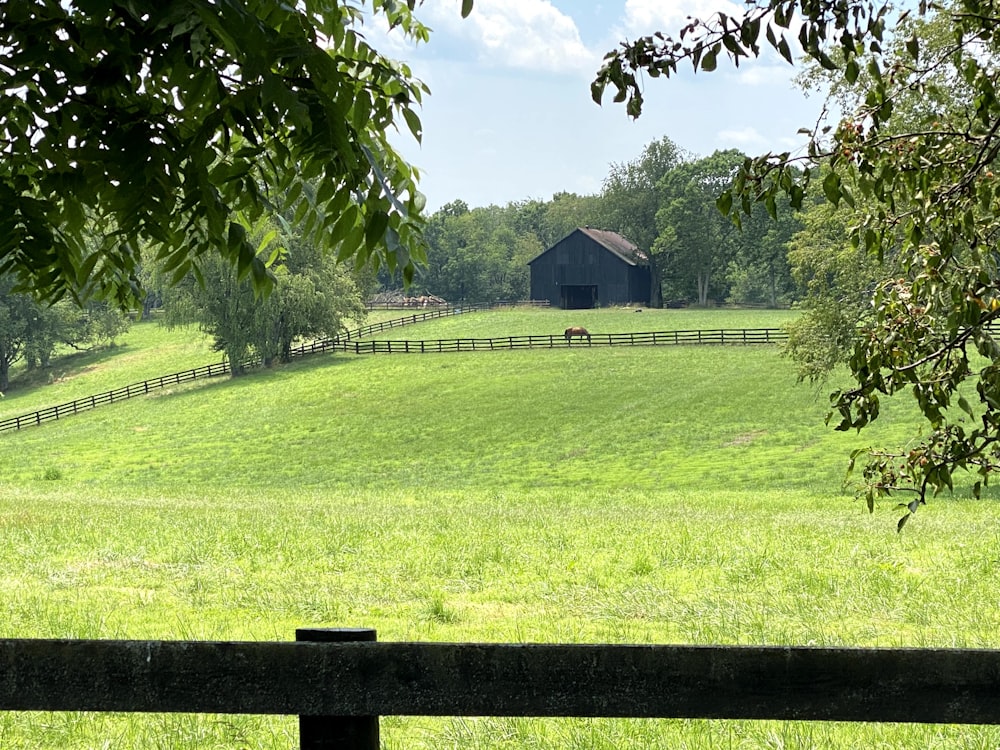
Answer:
[1, 0, 430, 305]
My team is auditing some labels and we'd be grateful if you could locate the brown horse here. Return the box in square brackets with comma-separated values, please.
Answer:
[564, 326, 591, 343]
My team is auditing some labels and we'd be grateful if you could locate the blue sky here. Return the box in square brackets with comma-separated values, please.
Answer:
[369, 0, 826, 212]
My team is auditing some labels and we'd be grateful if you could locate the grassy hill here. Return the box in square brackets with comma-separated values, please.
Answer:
[0, 308, 998, 749]
[3, 307, 868, 492]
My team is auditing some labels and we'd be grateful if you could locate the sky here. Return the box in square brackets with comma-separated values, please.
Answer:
[367, 0, 828, 213]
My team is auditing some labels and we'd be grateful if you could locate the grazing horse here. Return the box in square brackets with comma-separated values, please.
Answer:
[564, 326, 591, 343]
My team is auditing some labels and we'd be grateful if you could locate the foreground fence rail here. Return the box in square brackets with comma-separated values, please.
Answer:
[3, 629, 1000, 749]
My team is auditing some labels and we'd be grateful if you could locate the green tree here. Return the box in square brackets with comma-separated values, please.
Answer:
[724, 196, 799, 307]
[783, 196, 884, 380]
[419, 203, 538, 302]
[655, 150, 745, 306]
[83, 302, 131, 349]
[165, 215, 362, 373]
[2, 0, 435, 305]
[0, 277, 37, 392]
[601, 137, 686, 307]
[594, 0, 1000, 527]
[0, 277, 130, 391]
[533, 193, 605, 249]
[255, 238, 366, 365]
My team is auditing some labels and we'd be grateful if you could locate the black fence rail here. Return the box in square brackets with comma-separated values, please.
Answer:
[294, 328, 788, 355]
[3, 628, 1000, 750]
[338, 303, 489, 340]
[0, 361, 232, 433]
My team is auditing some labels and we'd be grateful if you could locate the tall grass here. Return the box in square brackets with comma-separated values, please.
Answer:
[0, 309, 996, 748]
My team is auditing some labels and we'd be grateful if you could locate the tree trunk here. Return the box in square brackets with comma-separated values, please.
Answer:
[768, 261, 778, 308]
[697, 270, 711, 306]
[227, 347, 246, 377]
[648, 255, 664, 308]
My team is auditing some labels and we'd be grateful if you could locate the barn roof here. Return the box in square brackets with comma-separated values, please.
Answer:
[527, 227, 647, 266]
[577, 227, 647, 265]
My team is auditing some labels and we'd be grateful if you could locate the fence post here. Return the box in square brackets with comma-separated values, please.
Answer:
[296, 628, 380, 750]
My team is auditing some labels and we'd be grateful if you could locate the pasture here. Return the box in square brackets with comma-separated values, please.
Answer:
[1, 308, 999, 748]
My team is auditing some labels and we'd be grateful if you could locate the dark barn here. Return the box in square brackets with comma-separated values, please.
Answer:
[528, 228, 651, 309]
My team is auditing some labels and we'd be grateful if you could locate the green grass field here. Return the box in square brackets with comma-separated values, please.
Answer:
[1, 308, 998, 748]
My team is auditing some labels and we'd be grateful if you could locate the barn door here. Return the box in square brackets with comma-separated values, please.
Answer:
[560, 285, 598, 309]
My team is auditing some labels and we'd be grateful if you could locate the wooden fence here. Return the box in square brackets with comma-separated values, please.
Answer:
[293, 328, 788, 356]
[0, 362, 232, 433]
[339, 303, 490, 340]
[0, 326, 786, 433]
[0, 307, 489, 434]
[3, 628, 1000, 749]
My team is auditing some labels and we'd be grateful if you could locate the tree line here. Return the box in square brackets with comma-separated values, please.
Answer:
[392, 140, 803, 308]
[0, 134, 810, 393]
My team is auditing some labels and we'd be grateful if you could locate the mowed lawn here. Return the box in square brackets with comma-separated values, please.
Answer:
[1, 309, 999, 749]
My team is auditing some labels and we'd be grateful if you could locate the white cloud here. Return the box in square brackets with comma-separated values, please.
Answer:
[716, 126, 768, 149]
[716, 125, 807, 154]
[730, 60, 797, 87]
[422, 0, 599, 74]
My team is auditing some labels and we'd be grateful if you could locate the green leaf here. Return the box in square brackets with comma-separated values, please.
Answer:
[765, 193, 778, 219]
[789, 184, 804, 209]
[958, 395, 974, 417]
[329, 204, 360, 246]
[461, 0, 473, 18]
[402, 108, 422, 142]
[777, 37, 792, 64]
[365, 210, 390, 250]
[845, 58, 859, 84]
[590, 78, 607, 104]
[716, 190, 733, 215]
[316, 177, 336, 206]
[285, 180, 303, 208]
[823, 171, 842, 206]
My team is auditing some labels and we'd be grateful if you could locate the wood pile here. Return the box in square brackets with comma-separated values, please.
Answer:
[368, 291, 448, 307]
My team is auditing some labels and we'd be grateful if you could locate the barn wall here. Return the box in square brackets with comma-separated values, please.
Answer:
[529, 230, 650, 308]
[628, 265, 651, 305]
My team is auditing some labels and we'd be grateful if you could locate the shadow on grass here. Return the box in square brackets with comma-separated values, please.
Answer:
[5, 342, 133, 395]
[3, 350, 362, 434]
[139, 352, 364, 404]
